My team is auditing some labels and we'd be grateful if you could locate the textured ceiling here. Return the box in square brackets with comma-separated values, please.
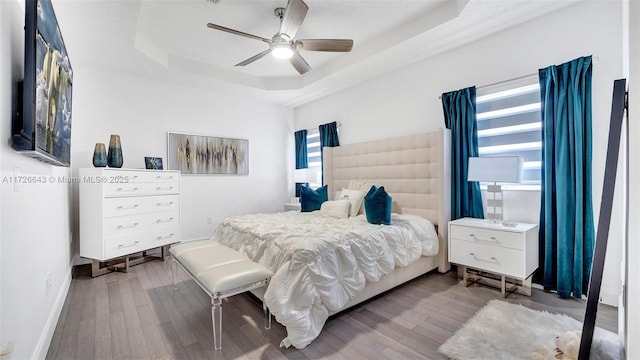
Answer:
[52, 0, 576, 106]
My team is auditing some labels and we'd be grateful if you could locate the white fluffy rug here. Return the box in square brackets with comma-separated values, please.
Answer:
[438, 299, 620, 360]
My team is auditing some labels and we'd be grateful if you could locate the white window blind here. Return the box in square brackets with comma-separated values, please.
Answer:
[306, 129, 322, 188]
[476, 75, 542, 188]
[307, 129, 321, 168]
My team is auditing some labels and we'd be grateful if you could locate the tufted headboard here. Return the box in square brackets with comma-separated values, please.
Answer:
[323, 128, 451, 272]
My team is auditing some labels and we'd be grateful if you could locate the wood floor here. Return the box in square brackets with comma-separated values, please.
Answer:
[46, 259, 617, 360]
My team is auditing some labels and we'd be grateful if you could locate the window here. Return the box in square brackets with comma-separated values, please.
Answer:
[476, 76, 542, 189]
[306, 129, 322, 188]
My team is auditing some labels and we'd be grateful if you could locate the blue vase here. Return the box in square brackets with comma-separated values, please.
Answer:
[107, 135, 123, 168]
[92, 143, 107, 167]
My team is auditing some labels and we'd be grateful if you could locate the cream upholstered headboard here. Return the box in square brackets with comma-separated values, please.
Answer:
[323, 128, 451, 272]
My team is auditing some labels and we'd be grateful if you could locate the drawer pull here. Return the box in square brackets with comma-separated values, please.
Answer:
[117, 187, 139, 192]
[469, 252, 498, 263]
[155, 217, 174, 223]
[117, 240, 140, 249]
[156, 233, 175, 241]
[116, 204, 139, 210]
[469, 234, 499, 244]
[117, 222, 139, 230]
[155, 201, 174, 207]
[155, 175, 174, 180]
[156, 186, 174, 191]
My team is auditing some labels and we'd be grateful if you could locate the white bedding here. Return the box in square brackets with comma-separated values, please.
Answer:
[211, 211, 439, 349]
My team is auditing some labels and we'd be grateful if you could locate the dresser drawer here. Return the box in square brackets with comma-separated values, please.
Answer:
[450, 238, 525, 278]
[104, 182, 147, 197]
[103, 197, 147, 218]
[450, 224, 524, 250]
[147, 195, 180, 213]
[103, 170, 147, 183]
[147, 172, 179, 183]
[103, 234, 145, 259]
[104, 214, 148, 235]
[146, 225, 180, 247]
[147, 211, 179, 229]
[103, 226, 179, 259]
[148, 182, 179, 195]
[103, 195, 179, 218]
[103, 211, 179, 234]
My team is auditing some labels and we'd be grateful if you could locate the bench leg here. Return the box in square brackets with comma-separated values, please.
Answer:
[171, 258, 177, 291]
[263, 302, 271, 330]
[212, 293, 222, 350]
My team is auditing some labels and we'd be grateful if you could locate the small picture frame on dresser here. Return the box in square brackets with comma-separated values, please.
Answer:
[145, 157, 163, 170]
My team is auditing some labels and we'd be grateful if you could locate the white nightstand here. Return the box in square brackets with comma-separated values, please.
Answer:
[283, 203, 301, 212]
[448, 217, 538, 297]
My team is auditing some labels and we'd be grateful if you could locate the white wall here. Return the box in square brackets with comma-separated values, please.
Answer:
[69, 68, 291, 246]
[294, 1, 624, 306]
[1, 1, 74, 359]
[624, 0, 639, 356]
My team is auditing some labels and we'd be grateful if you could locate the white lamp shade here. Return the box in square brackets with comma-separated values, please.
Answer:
[467, 156, 522, 183]
[294, 168, 318, 183]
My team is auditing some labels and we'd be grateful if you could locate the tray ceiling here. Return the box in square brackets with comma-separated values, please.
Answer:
[52, 0, 575, 106]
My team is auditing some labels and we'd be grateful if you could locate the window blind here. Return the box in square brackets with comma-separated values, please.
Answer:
[476, 76, 542, 186]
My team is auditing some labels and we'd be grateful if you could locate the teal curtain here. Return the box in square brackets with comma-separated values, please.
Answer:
[319, 122, 340, 185]
[294, 129, 308, 197]
[538, 55, 594, 298]
[442, 87, 484, 220]
[295, 130, 308, 169]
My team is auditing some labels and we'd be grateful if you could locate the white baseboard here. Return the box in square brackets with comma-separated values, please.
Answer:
[32, 265, 72, 359]
[516, 279, 618, 307]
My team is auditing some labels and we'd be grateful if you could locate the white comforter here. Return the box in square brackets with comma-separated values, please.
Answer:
[211, 211, 439, 349]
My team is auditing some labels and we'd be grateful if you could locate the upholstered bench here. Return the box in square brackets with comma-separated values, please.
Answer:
[170, 239, 273, 350]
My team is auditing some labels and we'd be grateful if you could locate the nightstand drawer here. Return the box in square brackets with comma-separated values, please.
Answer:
[449, 239, 524, 278]
[450, 225, 524, 250]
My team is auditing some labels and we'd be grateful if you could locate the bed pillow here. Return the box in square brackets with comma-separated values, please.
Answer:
[338, 188, 366, 217]
[300, 185, 328, 212]
[348, 180, 377, 215]
[320, 199, 351, 219]
[364, 185, 392, 225]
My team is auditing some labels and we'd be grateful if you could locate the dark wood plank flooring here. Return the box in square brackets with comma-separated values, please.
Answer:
[46, 259, 617, 359]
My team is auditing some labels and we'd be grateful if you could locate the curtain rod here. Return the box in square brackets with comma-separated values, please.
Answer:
[438, 72, 538, 99]
[293, 121, 341, 134]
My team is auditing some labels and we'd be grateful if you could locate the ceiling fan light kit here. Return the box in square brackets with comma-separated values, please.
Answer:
[271, 34, 294, 59]
[272, 45, 294, 59]
[206, 0, 354, 75]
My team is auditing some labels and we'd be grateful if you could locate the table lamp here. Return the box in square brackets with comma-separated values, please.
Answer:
[467, 156, 522, 223]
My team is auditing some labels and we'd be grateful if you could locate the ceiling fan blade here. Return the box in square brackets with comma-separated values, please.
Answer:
[235, 48, 272, 67]
[289, 51, 311, 75]
[296, 39, 354, 52]
[207, 23, 271, 43]
[279, 0, 308, 39]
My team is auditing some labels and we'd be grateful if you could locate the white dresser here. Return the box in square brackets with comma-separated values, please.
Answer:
[448, 217, 538, 297]
[79, 168, 181, 276]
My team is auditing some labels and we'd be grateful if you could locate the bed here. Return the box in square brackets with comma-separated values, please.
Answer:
[210, 128, 451, 349]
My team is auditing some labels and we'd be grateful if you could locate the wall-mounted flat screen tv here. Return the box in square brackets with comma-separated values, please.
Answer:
[12, 0, 73, 167]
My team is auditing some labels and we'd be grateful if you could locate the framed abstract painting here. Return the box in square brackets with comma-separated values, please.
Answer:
[167, 132, 249, 175]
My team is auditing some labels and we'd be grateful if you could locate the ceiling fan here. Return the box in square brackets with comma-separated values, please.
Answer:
[206, 0, 354, 75]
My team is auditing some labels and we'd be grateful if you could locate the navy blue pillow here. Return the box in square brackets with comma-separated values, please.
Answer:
[364, 185, 392, 225]
[300, 185, 328, 212]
